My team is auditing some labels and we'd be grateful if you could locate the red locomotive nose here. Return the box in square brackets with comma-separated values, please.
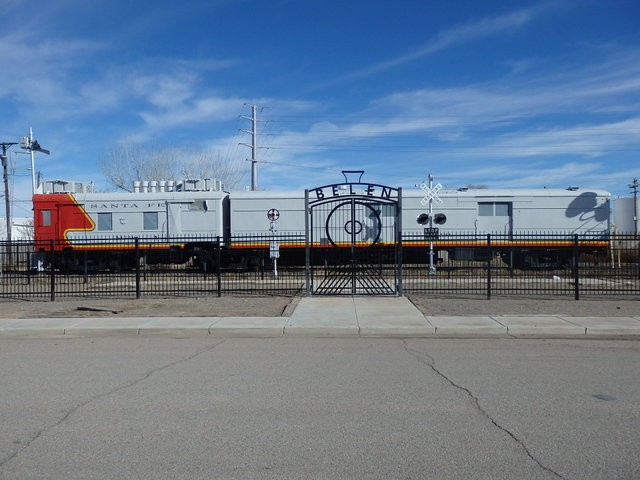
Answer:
[33, 193, 95, 248]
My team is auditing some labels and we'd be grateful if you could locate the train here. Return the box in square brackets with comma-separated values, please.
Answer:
[31, 178, 612, 271]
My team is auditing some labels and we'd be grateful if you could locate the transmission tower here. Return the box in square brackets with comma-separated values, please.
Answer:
[240, 104, 262, 191]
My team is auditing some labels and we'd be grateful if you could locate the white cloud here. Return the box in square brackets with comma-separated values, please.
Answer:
[139, 96, 244, 129]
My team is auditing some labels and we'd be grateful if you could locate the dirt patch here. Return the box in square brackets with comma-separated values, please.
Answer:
[407, 295, 640, 317]
[0, 296, 298, 319]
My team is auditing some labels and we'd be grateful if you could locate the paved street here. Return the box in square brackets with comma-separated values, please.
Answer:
[1, 337, 638, 479]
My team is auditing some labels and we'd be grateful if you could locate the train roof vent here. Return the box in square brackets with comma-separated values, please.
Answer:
[42, 180, 95, 194]
[173, 178, 223, 192]
[135, 180, 180, 192]
[181, 179, 201, 191]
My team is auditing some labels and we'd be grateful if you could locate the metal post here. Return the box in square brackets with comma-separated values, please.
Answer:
[428, 174, 436, 274]
[573, 234, 580, 300]
[135, 238, 141, 299]
[486, 234, 492, 300]
[273, 253, 278, 278]
[351, 197, 356, 296]
[397, 188, 403, 296]
[49, 239, 55, 301]
[216, 236, 222, 297]
[630, 178, 638, 238]
[83, 250, 88, 284]
[269, 219, 278, 278]
[304, 190, 311, 296]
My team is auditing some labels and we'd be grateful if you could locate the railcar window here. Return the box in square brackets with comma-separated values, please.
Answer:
[478, 203, 493, 216]
[98, 212, 112, 231]
[143, 211, 158, 230]
[41, 210, 51, 226]
[478, 202, 511, 216]
[494, 203, 510, 216]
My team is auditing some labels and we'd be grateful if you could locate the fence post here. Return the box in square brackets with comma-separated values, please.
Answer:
[83, 250, 88, 284]
[573, 234, 580, 300]
[486, 234, 492, 300]
[49, 240, 55, 301]
[216, 236, 221, 297]
[135, 238, 141, 299]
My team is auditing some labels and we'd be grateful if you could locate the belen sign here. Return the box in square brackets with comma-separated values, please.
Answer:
[311, 183, 398, 203]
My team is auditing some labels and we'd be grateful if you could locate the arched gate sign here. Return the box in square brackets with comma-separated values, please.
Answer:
[304, 171, 402, 295]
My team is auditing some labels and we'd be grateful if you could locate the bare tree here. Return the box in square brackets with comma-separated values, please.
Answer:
[99, 143, 247, 192]
[15, 218, 34, 240]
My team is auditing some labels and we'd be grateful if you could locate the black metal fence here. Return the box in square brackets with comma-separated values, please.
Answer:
[402, 233, 639, 298]
[0, 233, 638, 300]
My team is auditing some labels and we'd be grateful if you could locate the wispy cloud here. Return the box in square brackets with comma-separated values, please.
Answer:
[477, 118, 640, 159]
[313, 2, 557, 88]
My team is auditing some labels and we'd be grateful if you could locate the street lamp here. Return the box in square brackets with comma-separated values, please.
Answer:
[20, 128, 50, 194]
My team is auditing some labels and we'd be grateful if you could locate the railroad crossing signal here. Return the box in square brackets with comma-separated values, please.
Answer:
[420, 181, 443, 206]
[267, 208, 280, 221]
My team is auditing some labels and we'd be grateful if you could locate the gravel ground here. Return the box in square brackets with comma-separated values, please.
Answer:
[0, 294, 637, 318]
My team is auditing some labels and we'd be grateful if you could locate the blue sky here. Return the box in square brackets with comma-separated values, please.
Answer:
[1, 0, 639, 218]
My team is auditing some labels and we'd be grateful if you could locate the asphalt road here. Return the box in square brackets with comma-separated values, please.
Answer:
[1, 337, 638, 480]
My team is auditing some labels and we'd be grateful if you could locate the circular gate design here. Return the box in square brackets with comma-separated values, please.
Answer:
[325, 200, 382, 247]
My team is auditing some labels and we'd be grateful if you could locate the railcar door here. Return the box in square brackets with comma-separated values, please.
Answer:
[476, 201, 513, 236]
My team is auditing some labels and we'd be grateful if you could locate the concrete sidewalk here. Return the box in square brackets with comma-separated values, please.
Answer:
[0, 296, 639, 338]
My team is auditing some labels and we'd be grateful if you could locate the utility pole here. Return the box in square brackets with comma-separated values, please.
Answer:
[240, 104, 260, 191]
[1, 142, 17, 269]
[630, 178, 638, 236]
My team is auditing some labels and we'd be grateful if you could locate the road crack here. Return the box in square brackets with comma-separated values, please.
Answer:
[402, 339, 567, 480]
[0, 339, 227, 470]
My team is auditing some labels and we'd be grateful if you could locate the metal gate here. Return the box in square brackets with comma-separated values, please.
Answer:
[305, 173, 402, 296]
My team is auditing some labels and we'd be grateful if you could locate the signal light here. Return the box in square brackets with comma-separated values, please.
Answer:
[434, 213, 447, 225]
[417, 213, 447, 225]
[416, 213, 430, 225]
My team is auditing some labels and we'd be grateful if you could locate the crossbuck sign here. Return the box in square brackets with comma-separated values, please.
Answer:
[419, 181, 443, 206]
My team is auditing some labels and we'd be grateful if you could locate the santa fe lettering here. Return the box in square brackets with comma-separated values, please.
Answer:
[88, 203, 141, 210]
